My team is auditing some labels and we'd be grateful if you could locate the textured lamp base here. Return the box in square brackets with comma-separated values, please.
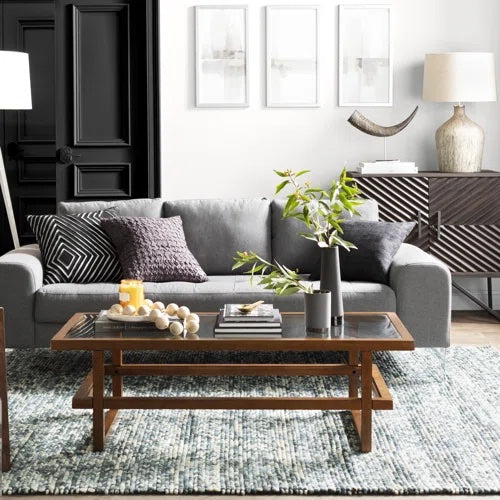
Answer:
[436, 105, 484, 173]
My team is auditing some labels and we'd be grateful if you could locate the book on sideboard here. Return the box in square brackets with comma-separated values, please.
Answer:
[357, 160, 418, 175]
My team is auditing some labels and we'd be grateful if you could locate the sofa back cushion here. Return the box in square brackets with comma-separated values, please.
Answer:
[163, 199, 272, 275]
[271, 198, 379, 274]
[57, 198, 164, 217]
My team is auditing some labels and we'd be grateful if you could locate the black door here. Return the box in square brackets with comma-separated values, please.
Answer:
[55, 0, 159, 204]
[0, 0, 56, 255]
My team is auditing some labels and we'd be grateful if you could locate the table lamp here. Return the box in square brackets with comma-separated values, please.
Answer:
[0, 51, 32, 249]
[423, 52, 497, 172]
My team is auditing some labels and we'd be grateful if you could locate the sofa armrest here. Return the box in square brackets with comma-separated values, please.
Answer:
[0, 244, 43, 346]
[389, 243, 451, 347]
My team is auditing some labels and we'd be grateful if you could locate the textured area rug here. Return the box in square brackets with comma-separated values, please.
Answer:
[2, 347, 499, 495]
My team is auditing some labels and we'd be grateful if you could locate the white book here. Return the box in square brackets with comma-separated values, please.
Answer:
[357, 164, 418, 174]
[359, 161, 416, 168]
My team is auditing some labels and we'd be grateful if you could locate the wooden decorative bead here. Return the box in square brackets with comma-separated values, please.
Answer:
[186, 313, 200, 323]
[155, 315, 170, 330]
[186, 320, 200, 334]
[138, 305, 151, 316]
[176, 306, 190, 320]
[123, 305, 136, 316]
[169, 321, 184, 336]
[149, 309, 163, 321]
[166, 303, 179, 316]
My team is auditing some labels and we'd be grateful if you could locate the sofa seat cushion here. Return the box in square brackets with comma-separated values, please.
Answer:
[163, 199, 271, 275]
[35, 277, 396, 323]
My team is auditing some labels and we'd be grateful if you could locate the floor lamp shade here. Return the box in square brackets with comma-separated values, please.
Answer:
[423, 52, 497, 173]
[0, 51, 32, 109]
[0, 51, 32, 249]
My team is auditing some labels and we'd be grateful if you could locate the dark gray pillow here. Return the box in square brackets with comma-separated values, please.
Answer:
[310, 221, 416, 283]
[101, 216, 208, 283]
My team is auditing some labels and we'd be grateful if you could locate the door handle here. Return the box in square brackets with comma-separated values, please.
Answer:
[57, 146, 82, 164]
[436, 210, 442, 241]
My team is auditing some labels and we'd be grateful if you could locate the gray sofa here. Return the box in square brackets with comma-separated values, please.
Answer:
[0, 198, 451, 348]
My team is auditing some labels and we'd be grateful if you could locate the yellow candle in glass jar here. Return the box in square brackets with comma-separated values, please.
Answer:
[119, 279, 145, 311]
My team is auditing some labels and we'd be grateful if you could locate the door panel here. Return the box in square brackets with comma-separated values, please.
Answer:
[0, 1, 56, 254]
[73, 4, 130, 146]
[55, 0, 159, 205]
[429, 177, 500, 225]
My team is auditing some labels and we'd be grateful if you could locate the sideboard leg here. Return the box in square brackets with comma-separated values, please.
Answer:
[452, 280, 500, 321]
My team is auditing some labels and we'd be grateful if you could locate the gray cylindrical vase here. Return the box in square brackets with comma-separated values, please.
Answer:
[304, 290, 331, 334]
[320, 246, 344, 325]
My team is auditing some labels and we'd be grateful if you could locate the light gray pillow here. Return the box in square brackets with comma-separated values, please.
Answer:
[101, 216, 208, 283]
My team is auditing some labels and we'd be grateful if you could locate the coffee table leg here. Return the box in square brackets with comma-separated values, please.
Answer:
[112, 350, 123, 397]
[348, 350, 359, 397]
[360, 351, 373, 452]
[92, 350, 105, 452]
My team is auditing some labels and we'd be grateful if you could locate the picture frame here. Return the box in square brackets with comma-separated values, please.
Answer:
[266, 5, 319, 107]
[338, 4, 393, 107]
[195, 5, 249, 107]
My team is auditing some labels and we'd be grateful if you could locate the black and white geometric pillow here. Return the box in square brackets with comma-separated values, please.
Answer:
[27, 210, 122, 285]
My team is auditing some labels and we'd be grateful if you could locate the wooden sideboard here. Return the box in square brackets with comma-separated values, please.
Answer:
[350, 171, 500, 319]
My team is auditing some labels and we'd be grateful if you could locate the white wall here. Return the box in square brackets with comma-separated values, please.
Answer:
[159, 0, 500, 310]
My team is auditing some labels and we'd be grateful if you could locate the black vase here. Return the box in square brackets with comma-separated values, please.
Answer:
[319, 246, 344, 325]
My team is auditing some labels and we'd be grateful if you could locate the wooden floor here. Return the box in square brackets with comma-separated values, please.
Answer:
[7, 311, 500, 499]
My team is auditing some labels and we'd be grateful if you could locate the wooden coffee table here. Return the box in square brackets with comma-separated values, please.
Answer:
[51, 312, 414, 453]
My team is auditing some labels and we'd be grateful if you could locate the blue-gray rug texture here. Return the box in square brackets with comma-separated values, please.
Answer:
[2, 347, 499, 495]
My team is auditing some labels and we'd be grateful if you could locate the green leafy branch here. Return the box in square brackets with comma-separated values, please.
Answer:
[232, 251, 313, 295]
[274, 167, 364, 250]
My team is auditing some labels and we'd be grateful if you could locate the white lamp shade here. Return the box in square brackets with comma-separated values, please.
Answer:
[0, 51, 32, 110]
[423, 52, 497, 103]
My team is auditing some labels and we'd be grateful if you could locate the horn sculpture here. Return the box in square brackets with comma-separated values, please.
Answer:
[347, 106, 419, 137]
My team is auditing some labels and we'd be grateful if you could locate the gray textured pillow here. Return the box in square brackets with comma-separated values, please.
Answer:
[101, 216, 208, 283]
[310, 221, 416, 283]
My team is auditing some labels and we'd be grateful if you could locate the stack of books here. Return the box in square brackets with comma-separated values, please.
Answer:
[357, 160, 418, 175]
[214, 303, 282, 338]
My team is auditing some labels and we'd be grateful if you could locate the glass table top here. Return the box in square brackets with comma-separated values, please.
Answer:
[64, 312, 403, 341]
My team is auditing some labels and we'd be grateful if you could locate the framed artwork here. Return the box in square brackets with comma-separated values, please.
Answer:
[266, 6, 319, 107]
[338, 4, 393, 106]
[195, 5, 249, 107]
